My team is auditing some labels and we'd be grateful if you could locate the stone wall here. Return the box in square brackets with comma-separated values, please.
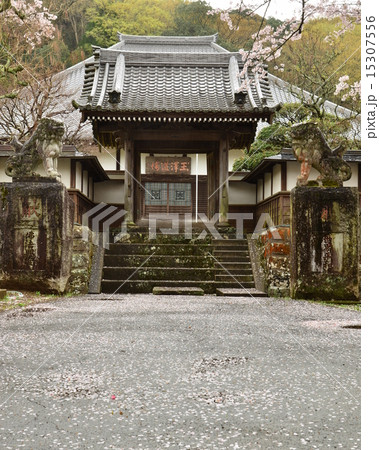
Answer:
[248, 226, 290, 297]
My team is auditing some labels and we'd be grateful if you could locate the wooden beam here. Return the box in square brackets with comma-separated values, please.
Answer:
[133, 129, 223, 141]
[70, 160, 76, 189]
[281, 162, 287, 191]
[124, 139, 135, 223]
[207, 151, 216, 219]
[135, 140, 218, 153]
[218, 137, 229, 224]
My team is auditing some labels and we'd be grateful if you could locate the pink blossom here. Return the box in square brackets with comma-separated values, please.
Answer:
[211, 0, 361, 85]
[334, 76, 361, 101]
[1, 0, 56, 50]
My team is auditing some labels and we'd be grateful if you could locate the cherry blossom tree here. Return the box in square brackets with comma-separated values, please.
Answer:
[210, 0, 361, 102]
[0, 0, 56, 96]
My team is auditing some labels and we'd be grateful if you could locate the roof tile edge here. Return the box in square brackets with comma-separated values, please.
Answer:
[116, 33, 219, 44]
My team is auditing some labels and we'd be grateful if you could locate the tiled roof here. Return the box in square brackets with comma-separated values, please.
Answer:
[116, 33, 227, 53]
[0, 33, 358, 142]
[242, 148, 361, 182]
[77, 34, 280, 118]
[268, 73, 355, 118]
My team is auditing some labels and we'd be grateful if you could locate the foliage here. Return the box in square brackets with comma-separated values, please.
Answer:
[163, 1, 216, 37]
[233, 103, 360, 172]
[40, 0, 93, 65]
[213, 0, 361, 105]
[85, 0, 181, 48]
[270, 18, 361, 112]
[0, 0, 56, 94]
[0, 66, 86, 144]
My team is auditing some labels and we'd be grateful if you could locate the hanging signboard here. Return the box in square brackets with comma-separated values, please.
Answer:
[146, 156, 191, 175]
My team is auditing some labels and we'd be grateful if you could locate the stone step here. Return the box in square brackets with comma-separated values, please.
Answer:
[104, 254, 213, 268]
[104, 256, 252, 270]
[214, 262, 252, 270]
[214, 268, 253, 276]
[103, 266, 253, 280]
[107, 243, 212, 256]
[102, 266, 215, 281]
[211, 254, 250, 263]
[212, 245, 248, 251]
[112, 226, 245, 235]
[212, 239, 247, 246]
[111, 234, 214, 244]
[215, 274, 254, 282]
[152, 286, 204, 296]
[101, 280, 255, 294]
[213, 250, 249, 258]
[216, 288, 268, 297]
[101, 237, 253, 295]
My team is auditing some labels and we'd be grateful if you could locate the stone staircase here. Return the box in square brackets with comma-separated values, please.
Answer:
[101, 232, 258, 295]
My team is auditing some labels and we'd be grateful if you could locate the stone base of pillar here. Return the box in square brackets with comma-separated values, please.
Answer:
[0, 178, 74, 293]
[290, 187, 360, 301]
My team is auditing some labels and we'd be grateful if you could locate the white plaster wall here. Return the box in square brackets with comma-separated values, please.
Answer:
[96, 150, 117, 171]
[94, 181, 124, 204]
[58, 159, 71, 188]
[189, 153, 207, 175]
[229, 182, 256, 205]
[120, 148, 125, 169]
[140, 153, 207, 175]
[264, 173, 272, 199]
[343, 163, 359, 187]
[83, 170, 89, 196]
[272, 164, 282, 194]
[287, 161, 298, 190]
[0, 157, 73, 188]
[0, 159, 9, 182]
[75, 161, 82, 191]
[257, 179, 263, 203]
[287, 161, 359, 190]
[140, 153, 148, 174]
[229, 149, 244, 171]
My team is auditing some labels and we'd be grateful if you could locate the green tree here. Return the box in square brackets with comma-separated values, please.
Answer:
[85, 0, 181, 48]
[269, 18, 361, 113]
[163, 0, 266, 52]
[43, 0, 92, 51]
[0, 0, 57, 96]
[233, 103, 360, 172]
[163, 1, 216, 37]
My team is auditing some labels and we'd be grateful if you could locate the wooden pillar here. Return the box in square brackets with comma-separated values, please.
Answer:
[134, 150, 141, 221]
[124, 138, 135, 223]
[207, 151, 216, 219]
[218, 137, 229, 224]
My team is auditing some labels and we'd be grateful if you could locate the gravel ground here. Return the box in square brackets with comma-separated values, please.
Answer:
[0, 294, 360, 449]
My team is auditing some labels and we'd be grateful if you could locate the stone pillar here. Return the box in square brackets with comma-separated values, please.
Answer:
[290, 187, 360, 301]
[0, 178, 74, 293]
[67, 224, 94, 295]
[124, 138, 135, 223]
[218, 137, 229, 225]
